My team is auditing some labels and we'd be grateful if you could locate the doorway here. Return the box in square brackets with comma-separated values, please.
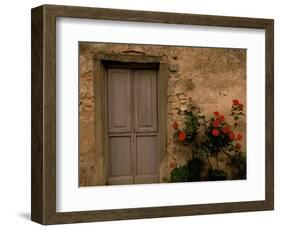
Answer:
[106, 66, 159, 185]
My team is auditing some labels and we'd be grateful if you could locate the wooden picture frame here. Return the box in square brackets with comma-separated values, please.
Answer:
[31, 4, 274, 225]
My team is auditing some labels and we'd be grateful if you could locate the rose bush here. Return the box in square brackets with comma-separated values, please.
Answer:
[170, 99, 246, 182]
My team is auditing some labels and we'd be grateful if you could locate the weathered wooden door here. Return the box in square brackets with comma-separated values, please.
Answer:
[107, 67, 159, 185]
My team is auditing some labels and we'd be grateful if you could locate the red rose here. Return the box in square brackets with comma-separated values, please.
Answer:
[172, 121, 179, 129]
[232, 99, 240, 105]
[214, 111, 220, 117]
[235, 143, 242, 150]
[178, 131, 186, 142]
[212, 119, 220, 127]
[237, 133, 243, 141]
[222, 126, 231, 134]
[229, 132, 235, 140]
[212, 129, 220, 136]
[218, 115, 225, 122]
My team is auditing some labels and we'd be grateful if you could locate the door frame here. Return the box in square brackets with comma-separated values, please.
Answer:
[93, 52, 168, 185]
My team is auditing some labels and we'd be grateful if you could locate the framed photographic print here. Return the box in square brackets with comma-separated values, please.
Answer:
[31, 4, 274, 225]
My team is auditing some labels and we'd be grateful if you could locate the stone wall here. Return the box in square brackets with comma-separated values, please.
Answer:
[79, 42, 246, 186]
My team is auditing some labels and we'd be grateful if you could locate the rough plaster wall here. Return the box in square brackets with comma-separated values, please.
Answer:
[79, 52, 96, 186]
[79, 42, 246, 186]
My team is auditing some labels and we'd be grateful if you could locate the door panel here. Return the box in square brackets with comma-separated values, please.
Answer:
[134, 70, 158, 133]
[136, 136, 157, 175]
[109, 136, 132, 177]
[107, 69, 131, 133]
[108, 136, 133, 184]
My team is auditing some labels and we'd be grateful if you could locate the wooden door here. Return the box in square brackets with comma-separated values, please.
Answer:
[107, 68, 158, 185]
